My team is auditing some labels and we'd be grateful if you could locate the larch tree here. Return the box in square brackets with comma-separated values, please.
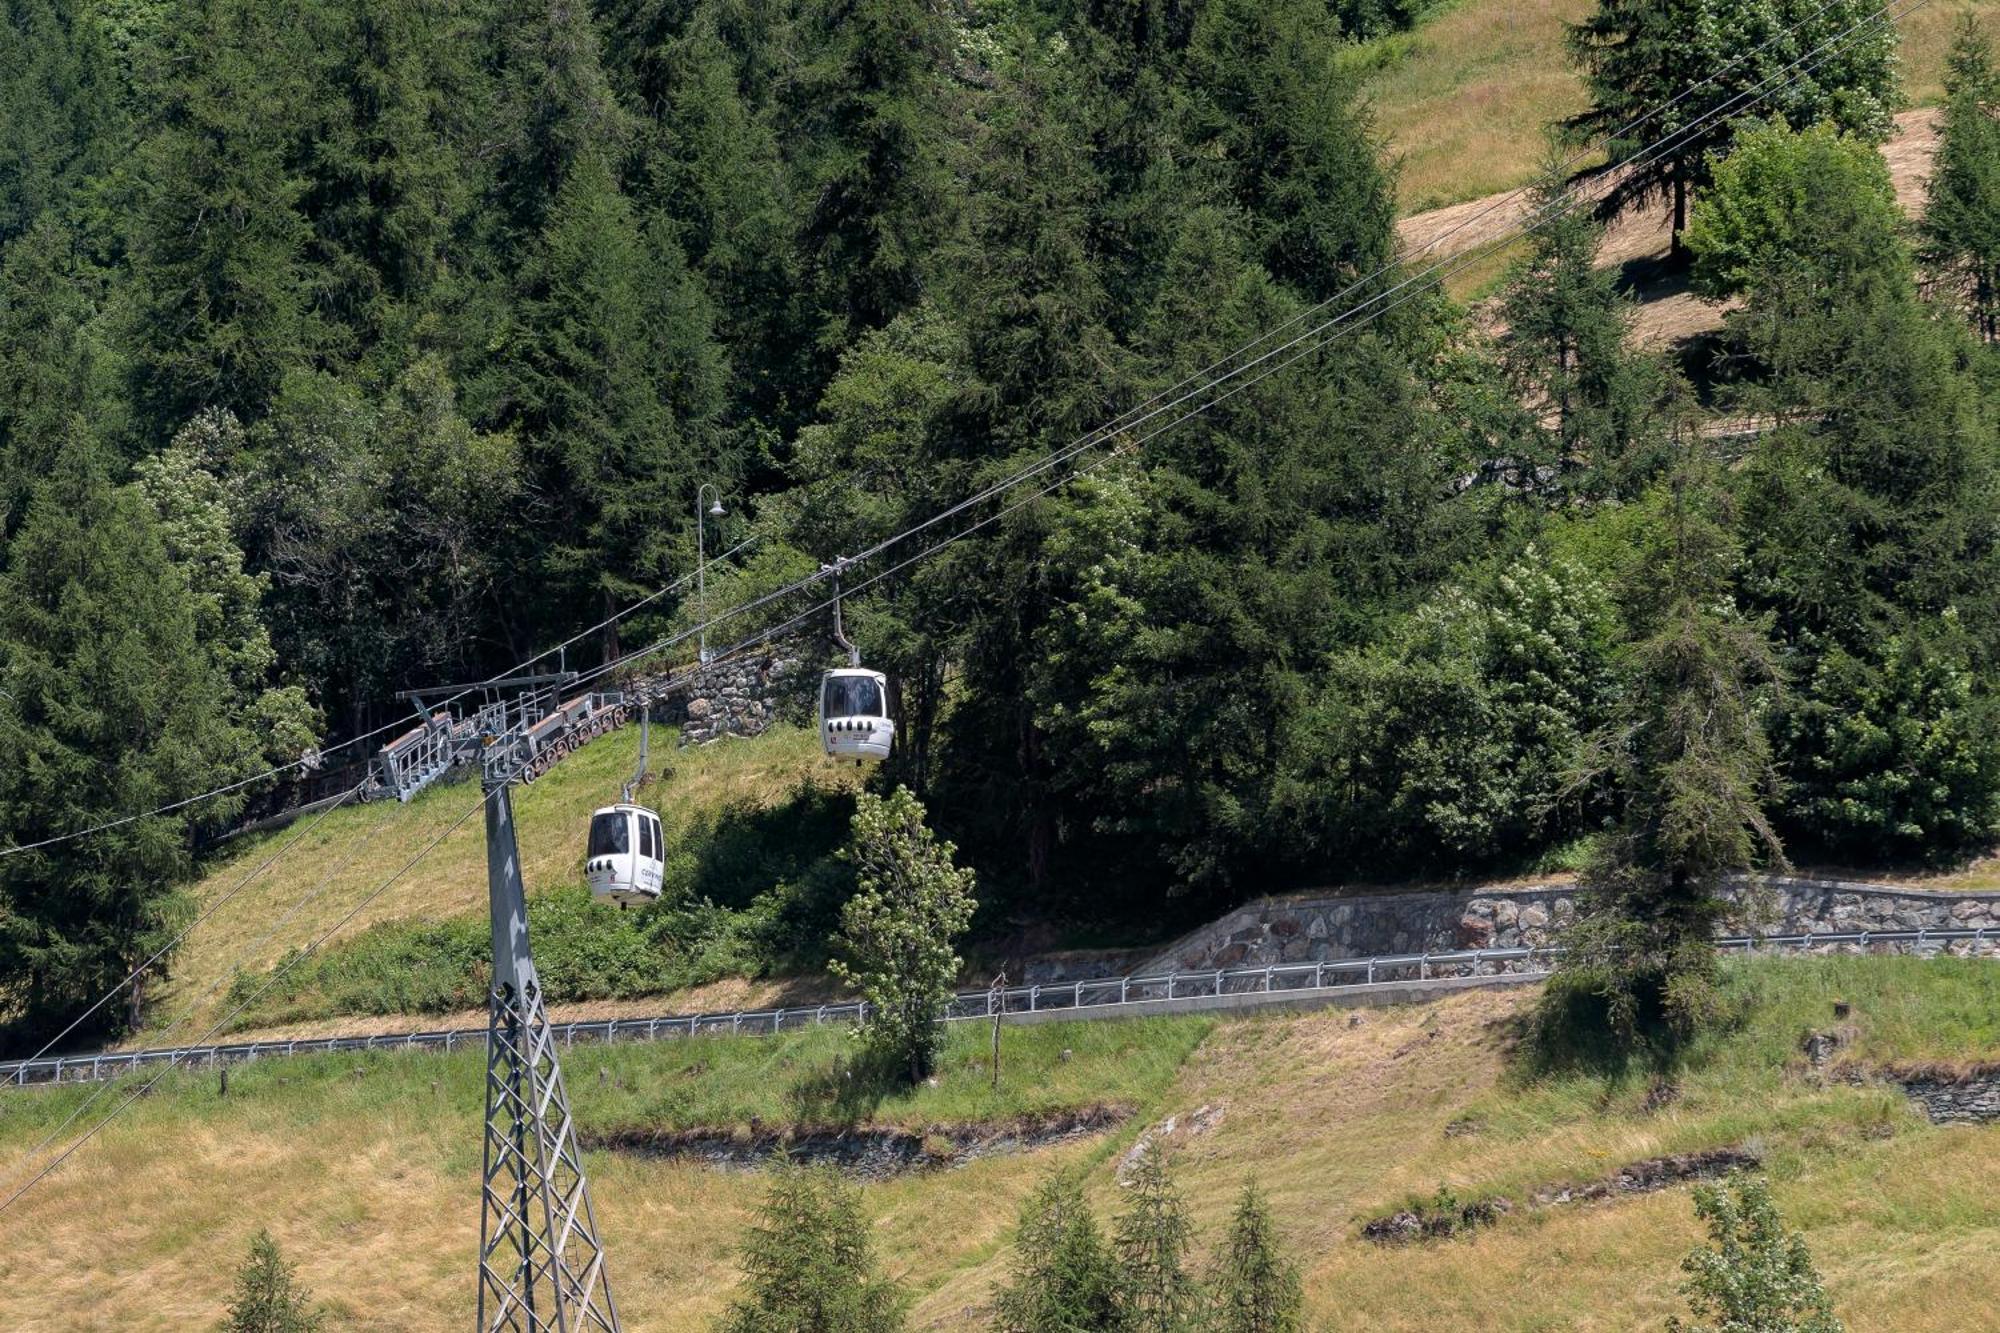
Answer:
[718, 1165, 907, 1333]
[1114, 1139, 1202, 1332]
[220, 1230, 326, 1333]
[1207, 1182, 1304, 1333]
[1923, 15, 2000, 342]
[994, 1171, 1129, 1333]
[1495, 153, 1666, 496]
[1545, 439, 1784, 1049]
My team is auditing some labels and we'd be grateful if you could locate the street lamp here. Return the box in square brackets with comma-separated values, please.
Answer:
[696, 484, 726, 663]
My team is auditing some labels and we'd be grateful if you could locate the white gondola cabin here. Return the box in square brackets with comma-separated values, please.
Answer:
[819, 667, 895, 763]
[585, 803, 665, 908]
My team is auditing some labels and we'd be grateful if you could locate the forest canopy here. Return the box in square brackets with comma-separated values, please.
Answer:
[4, 0, 2000, 1042]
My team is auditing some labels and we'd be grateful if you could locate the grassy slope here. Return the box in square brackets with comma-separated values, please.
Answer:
[148, 725, 858, 1046]
[1368, 0, 2000, 213]
[6, 957, 1999, 1330]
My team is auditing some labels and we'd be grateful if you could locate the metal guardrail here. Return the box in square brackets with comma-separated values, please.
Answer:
[4, 928, 1993, 1089]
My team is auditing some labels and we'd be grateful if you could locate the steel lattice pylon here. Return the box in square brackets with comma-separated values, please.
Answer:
[478, 780, 621, 1332]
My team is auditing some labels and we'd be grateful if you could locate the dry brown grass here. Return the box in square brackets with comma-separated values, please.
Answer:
[10, 968, 2000, 1331]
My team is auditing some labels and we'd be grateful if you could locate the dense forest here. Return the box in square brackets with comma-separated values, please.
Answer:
[4, 0, 2000, 1040]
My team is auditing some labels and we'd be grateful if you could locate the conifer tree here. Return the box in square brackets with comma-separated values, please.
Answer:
[718, 1166, 907, 1333]
[1208, 1182, 1304, 1333]
[1495, 155, 1664, 494]
[1547, 438, 1783, 1047]
[786, 0, 954, 398]
[1183, 0, 1397, 302]
[1567, 0, 1898, 249]
[220, 1230, 325, 1333]
[125, 0, 321, 434]
[0, 428, 268, 1040]
[1114, 1140, 1202, 1332]
[1923, 15, 2000, 342]
[995, 1172, 1128, 1333]
[0, 218, 121, 537]
[830, 786, 977, 1084]
[507, 149, 725, 653]
[0, 0, 123, 246]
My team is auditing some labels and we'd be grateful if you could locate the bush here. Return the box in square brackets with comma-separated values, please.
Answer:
[1671, 1175, 1843, 1333]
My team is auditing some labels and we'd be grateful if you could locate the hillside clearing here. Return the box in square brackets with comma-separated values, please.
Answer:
[145, 725, 857, 1048]
[1370, 0, 2000, 214]
[4, 957, 1998, 1330]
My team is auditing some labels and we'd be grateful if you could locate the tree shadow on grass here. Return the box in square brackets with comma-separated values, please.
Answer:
[783, 1046, 909, 1127]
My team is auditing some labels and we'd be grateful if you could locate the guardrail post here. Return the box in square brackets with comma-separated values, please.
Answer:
[773, 1011, 781, 1033]
[1166, 973, 1175, 1000]
[1120, 977, 1129, 1004]
[1263, 966, 1273, 993]
[1072, 982, 1081, 1009]
[1419, 953, 1429, 982]
[1366, 958, 1375, 985]
[1214, 968, 1224, 997]
[1313, 962, 1324, 989]
[1029, 986, 1039, 1013]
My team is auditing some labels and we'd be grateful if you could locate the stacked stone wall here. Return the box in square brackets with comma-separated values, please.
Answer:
[1137, 877, 2000, 975]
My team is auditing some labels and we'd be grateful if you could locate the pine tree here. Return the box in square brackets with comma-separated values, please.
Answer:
[1671, 1176, 1843, 1333]
[1495, 154, 1664, 494]
[1208, 1182, 1303, 1333]
[220, 1230, 326, 1333]
[1547, 437, 1784, 1048]
[1114, 1140, 1202, 1332]
[1567, 0, 1898, 249]
[995, 1172, 1128, 1333]
[0, 0, 123, 246]
[830, 786, 977, 1084]
[0, 428, 267, 1041]
[718, 1166, 907, 1333]
[1923, 15, 2000, 342]
[786, 0, 954, 399]
[124, 0, 322, 434]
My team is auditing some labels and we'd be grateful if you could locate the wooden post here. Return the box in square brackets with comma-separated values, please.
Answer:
[989, 970, 1006, 1091]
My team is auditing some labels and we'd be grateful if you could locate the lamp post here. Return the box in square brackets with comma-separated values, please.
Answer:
[696, 484, 725, 663]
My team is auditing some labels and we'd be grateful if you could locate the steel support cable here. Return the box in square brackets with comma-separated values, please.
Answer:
[0, 536, 760, 860]
[0, 786, 410, 1190]
[0, 0, 1902, 860]
[0, 784, 500, 1216]
[771, 0, 1893, 589]
[4, 777, 373, 1080]
[553, 0, 1928, 703]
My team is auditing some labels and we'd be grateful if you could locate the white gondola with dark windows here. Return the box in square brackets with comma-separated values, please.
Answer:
[818, 558, 896, 764]
[586, 706, 665, 908]
[585, 803, 664, 907]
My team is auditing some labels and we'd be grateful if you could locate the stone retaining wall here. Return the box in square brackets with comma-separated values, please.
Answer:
[1139, 877, 2000, 974]
[651, 642, 816, 746]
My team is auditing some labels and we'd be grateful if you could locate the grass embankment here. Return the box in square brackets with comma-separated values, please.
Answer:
[151, 725, 859, 1044]
[6, 956, 2000, 1330]
[1362, 0, 2000, 215]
